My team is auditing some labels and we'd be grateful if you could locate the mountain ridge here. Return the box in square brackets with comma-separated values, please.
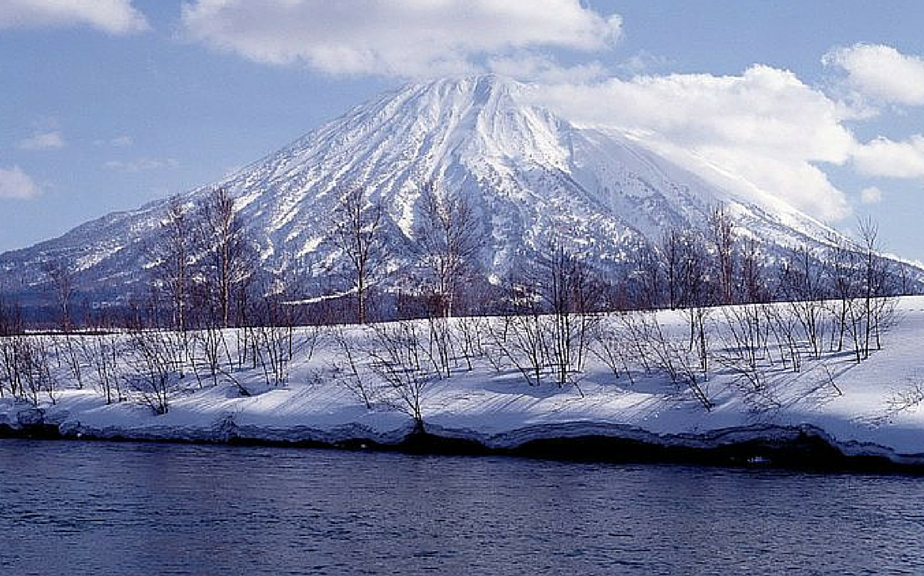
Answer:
[0, 74, 892, 307]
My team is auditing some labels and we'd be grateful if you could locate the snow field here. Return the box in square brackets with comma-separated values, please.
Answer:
[2, 296, 923, 463]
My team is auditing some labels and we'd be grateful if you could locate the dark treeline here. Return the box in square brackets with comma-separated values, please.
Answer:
[2, 187, 917, 333]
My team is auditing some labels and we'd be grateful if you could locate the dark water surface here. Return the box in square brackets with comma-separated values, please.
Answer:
[1, 439, 922, 575]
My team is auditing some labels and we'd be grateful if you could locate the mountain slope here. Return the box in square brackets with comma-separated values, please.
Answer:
[0, 75, 862, 304]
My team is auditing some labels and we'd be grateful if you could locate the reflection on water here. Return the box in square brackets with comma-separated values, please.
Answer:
[1, 439, 922, 575]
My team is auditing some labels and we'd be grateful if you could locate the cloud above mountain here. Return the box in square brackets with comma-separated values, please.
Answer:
[853, 136, 924, 180]
[533, 55, 924, 221]
[176, 2, 924, 222]
[0, 0, 148, 34]
[7, 2, 920, 224]
[180, 0, 621, 77]
[824, 43, 924, 106]
[0, 166, 40, 199]
[529, 66, 857, 220]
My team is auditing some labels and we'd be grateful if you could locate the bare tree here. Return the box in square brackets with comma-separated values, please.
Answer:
[248, 292, 297, 388]
[738, 237, 765, 304]
[198, 187, 255, 328]
[492, 245, 602, 392]
[18, 337, 56, 406]
[43, 258, 75, 332]
[414, 181, 482, 317]
[627, 310, 712, 410]
[80, 330, 125, 404]
[424, 314, 456, 379]
[53, 333, 85, 390]
[824, 233, 859, 353]
[0, 320, 58, 406]
[617, 311, 653, 374]
[857, 217, 897, 358]
[489, 291, 548, 388]
[709, 206, 737, 305]
[42, 259, 87, 393]
[590, 314, 636, 384]
[675, 230, 711, 370]
[896, 261, 914, 296]
[330, 187, 386, 324]
[778, 244, 826, 358]
[456, 315, 488, 371]
[124, 328, 183, 414]
[330, 327, 377, 409]
[365, 320, 435, 432]
[715, 304, 769, 393]
[763, 303, 803, 372]
[660, 230, 683, 309]
[542, 244, 602, 390]
[0, 299, 24, 397]
[150, 195, 197, 334]
[632, 241, 664, 310]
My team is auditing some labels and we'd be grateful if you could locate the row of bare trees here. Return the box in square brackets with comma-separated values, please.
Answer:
[0, 313, 319, 413]
[328, 180, 484, 324]
[0, 300, 55, 406]
[632, 208, 907, 313]
[149, 186, 257, 333]
[2, 179, 913, 424]
[31, 182, 914, 336]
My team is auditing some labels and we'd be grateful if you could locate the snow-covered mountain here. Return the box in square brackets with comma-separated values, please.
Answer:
[0, 75, 861, 304]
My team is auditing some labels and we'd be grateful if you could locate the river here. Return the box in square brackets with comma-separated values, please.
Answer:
[1, 439, 922, 575]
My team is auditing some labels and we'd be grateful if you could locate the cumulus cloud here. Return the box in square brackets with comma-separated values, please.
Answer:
[17, 130, 65, 150]
[852, 136, 924, 179]
[0, 0, 148, 34]
[181, 0, 621, 77]
[823, 43, 924, 106]
[530, 65, 857, 220]
[528, 62, 924, 219]
[0, 166, 41, 199]
[860, 186, 884, 205]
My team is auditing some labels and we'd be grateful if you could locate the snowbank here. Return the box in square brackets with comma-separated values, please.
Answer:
[3, 296, 924, 470]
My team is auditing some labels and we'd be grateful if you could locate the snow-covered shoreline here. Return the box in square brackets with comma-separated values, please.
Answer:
[3, 296, 924, 471]
[2, 407, 921, 472]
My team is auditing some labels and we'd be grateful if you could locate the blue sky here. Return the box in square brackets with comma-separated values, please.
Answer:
[2, 1, 923, 261]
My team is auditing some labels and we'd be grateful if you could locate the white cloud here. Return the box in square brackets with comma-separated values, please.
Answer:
[0, 0, 148, 34]
[181, 0, 621, 78]
[487, 54, 607, 84]
[823, 43, 924, 106]
[94, 135, 134, 147]
[860, 186, 884, 205]
[617, 51, 670, 75]
[104, 158, 179, 172]
[530, 65, 857, 220]
[852, 135, 924, 179]
[110, 135, 133, 147]
[0, 166, 41, 199]
[17, 130, 65, 150]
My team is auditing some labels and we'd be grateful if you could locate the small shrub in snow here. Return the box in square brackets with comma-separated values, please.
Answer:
[330, 327, 378, 410]
[365, 320, 436, 431]
[124, 329, 184, 415]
